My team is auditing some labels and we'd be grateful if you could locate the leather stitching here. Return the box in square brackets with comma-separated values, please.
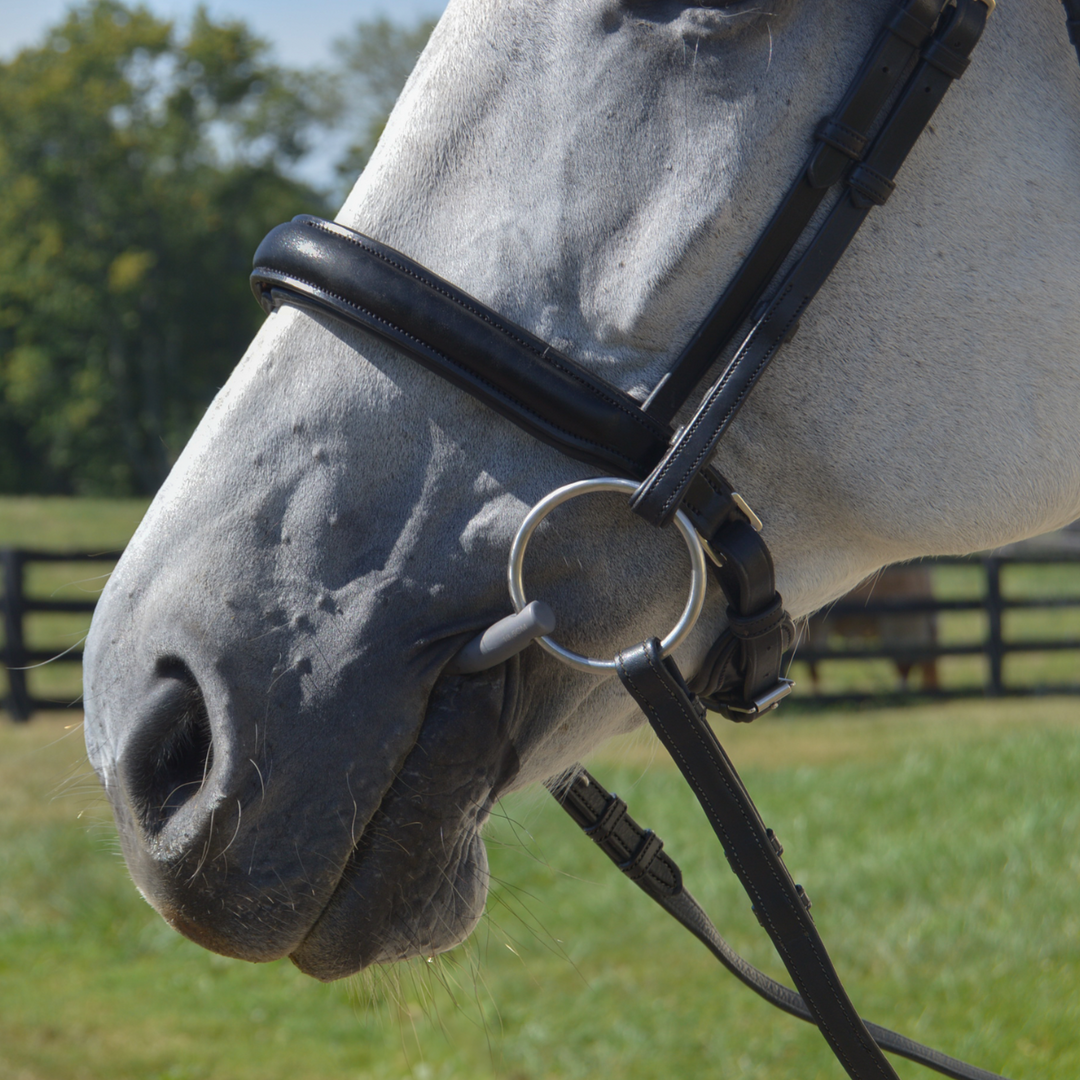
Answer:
[680, 468, 734, 525]
[263, 273, 645, 472]
[574, 789, 680, 893]
[618, 645, 892, 1079]
[651, 289, 810, 517]
[848, 165, 896, 206]
[617, 650, 859, 1071]
[302, 219, 667, 441]
[585, 795, 628, 844]
[620, 831, 663, 881]
[817, 119, 867, 159]
[726, 598, 786, 639]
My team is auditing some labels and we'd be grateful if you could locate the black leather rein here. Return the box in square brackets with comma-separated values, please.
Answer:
[247, 2, 1077, 1077]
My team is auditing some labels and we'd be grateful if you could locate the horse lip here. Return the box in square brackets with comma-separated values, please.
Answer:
[108, 632, 518, 972]
[287, 801, 494, 980]
[163, 908, 268, 961]
[287, 662, 520, 980]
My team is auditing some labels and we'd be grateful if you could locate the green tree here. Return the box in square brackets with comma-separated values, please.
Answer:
[330, 15, 437, 190]
[0, 0, 332, 495]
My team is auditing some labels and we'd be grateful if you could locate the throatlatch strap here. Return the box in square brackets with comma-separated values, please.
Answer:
[550, 768, 1008, 1080]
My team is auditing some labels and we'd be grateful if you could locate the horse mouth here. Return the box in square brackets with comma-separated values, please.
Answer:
[101, 626, 522, 978]
[287, 803, 492, 980]
[288, 664, 520, 981]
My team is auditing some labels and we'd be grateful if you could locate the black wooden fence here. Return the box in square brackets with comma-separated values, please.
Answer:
[1, 548, 120, 721]
[2, 545, 1080, 720]
[789, 550, 1080, 704]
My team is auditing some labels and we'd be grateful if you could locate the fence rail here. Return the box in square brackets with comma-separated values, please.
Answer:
[1, 548, 120, 720]
[790, 551, 1080, 704]
[3, 546, 1080, 720]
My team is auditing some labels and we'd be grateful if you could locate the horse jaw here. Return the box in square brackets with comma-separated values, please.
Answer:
[82, 304, 680, 977]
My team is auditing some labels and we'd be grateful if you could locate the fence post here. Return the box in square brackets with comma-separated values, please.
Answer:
[985, 555, 1004, 696]
[1, 548, 33, 721]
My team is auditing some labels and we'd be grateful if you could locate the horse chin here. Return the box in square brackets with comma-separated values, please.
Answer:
[288, 821, 490, 980]
[289, 665, 520, 981]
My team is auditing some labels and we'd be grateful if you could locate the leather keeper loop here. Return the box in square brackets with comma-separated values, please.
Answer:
[585, 794, 628, 845]
[922, 37, 971, 79]
[619, 830, 666, 883]
[888, 4, 937, 48]
[726, 595, 786, 640]
[848, 163, 896, 206]
[815, 118, 868, 161]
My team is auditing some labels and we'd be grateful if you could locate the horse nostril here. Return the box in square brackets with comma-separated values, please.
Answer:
[121, 658, 215, 835]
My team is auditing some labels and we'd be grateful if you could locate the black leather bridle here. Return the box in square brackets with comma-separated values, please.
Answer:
[249, 3, 1080, 1077]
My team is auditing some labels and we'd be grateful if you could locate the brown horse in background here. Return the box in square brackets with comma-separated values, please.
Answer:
[804, 565, 939, 690]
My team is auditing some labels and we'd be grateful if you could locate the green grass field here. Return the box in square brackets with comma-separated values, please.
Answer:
[2, 701, 1079, 1080]
[2, 496, 1080, 1077]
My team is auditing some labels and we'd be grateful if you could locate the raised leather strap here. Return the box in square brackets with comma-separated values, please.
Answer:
[630, 0, 990, 528]
[250, 218, 759, 543]
[550, 768, 1009, 1080]
[252, 216, 671, 478]
[616, 638, 900, 1080]
[641, 0, 947, 424]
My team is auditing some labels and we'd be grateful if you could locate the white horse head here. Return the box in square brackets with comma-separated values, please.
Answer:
[84, 0, 1079, 980]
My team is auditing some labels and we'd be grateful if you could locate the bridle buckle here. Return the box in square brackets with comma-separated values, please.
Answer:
[725, 678, 796, 717]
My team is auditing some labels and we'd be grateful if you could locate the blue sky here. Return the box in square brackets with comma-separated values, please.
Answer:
[2, 0, 449, 67]
[2, 0, 451, 191]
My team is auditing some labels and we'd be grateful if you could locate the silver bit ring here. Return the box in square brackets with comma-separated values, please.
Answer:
[507, 477, 708, 674]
